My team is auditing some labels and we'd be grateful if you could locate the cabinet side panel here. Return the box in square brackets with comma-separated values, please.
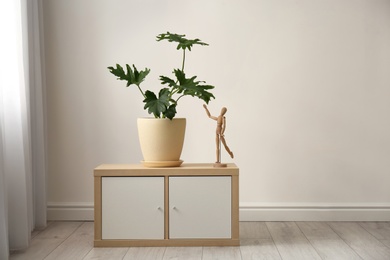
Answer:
[169, 176, 231, 239]
[164, 176, 169, 239]
[94, 176, 102, 240]
[102, 177, 164, 239]
[231, 174, 239, 239]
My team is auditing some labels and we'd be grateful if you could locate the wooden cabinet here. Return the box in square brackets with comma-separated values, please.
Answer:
[94, 163, 239, 247]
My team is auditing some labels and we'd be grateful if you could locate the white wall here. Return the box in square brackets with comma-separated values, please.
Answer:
[43, 0, 390, 220]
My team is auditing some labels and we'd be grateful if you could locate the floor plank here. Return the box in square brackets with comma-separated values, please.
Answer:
[266, 222, 322, 260]
[10, 222, 83, 260]
[329, 222, 390, 260]
[203, 246, 241, 260]
[297, 221, 362, 260]
[31, 230, 42, 239]
[83, 247, 129, 260]
[240, 239, 282, 260]
[240, 222, 281, 260]
[162, 247, 203, 260]
[240, 222, 273, 240]
[124, 247, 166, 260]
[35, 221, 83, 239]
[31, 221, 53, 239]
[10, 238, 64, 260]
[44, 222, 94, 260]
[359, 222, 390, 248]
[382, 240, 390, 249]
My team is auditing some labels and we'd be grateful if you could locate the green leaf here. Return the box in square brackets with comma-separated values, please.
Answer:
[125, 64, 134, 86]
[193, 84, 215, 104]
[143, 89, 170, 118]
[156, 32, 208, 51]
[158, 88, 170, 103]
[108, 64, 150, 87]
[159, 75, 177, 88]
[163, 104, 177, 120]
[172, 69, 215, 103]
[173, 69, 188, 86]
[108, 64, 127, 81]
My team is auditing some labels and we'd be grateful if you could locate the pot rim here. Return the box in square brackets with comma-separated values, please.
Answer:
[137, 117, 186, 120]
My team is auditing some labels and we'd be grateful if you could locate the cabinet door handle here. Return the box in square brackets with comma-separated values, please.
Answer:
[157, 206, 163, 211]
[172, 206, 177, 210]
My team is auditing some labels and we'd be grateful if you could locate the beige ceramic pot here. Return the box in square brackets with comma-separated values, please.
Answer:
[137, 118, 186, 167]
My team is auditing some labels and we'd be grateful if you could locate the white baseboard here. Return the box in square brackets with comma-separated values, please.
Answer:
[47, 202, 390, 221]
[240, 203, 390, 221]
[47, 202, 94, 221]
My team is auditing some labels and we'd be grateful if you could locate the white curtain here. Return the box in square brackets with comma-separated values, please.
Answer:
[0, 0, 47, 258]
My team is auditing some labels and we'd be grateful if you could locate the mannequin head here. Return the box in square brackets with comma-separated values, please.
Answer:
[220, 107, 227, 116]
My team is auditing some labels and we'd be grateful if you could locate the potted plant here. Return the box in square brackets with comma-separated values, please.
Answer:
[108, 32, 215, 167]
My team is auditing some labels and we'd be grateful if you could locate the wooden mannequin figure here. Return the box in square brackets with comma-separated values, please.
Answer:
[203, 105, 234, 167]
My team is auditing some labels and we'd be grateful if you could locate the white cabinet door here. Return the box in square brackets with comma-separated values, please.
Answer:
[102, 177, 164, 239]
[169, 176, 231, 239]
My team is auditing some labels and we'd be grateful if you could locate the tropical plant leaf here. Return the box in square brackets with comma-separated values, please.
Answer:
[163, 104, 177, 120]
[107, 64, 127, 81]
[132, 65, 151, 86]
[143, 89, 170, 117]
[173, 69, 189, 87]
[156, 32, 208, 51]
[192, 84, 215, 104]
[169, 69, 215, 103]
[108, 64, 150, 87]
[159, 75, 177, 88]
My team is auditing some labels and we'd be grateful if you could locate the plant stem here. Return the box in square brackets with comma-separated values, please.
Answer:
[175, 94, 185, 103]
[137, 84, 146, 98]
[181, 49, 186, 71]
[170, 88, 179, 97]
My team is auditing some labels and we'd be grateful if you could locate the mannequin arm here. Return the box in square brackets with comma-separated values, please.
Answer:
[203, 104, 217, 120]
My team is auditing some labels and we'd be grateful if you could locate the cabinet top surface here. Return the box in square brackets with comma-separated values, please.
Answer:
[94, 163, 239, 176]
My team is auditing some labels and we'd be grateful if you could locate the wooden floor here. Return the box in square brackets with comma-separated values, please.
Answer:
[10, 221, 390, 260]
